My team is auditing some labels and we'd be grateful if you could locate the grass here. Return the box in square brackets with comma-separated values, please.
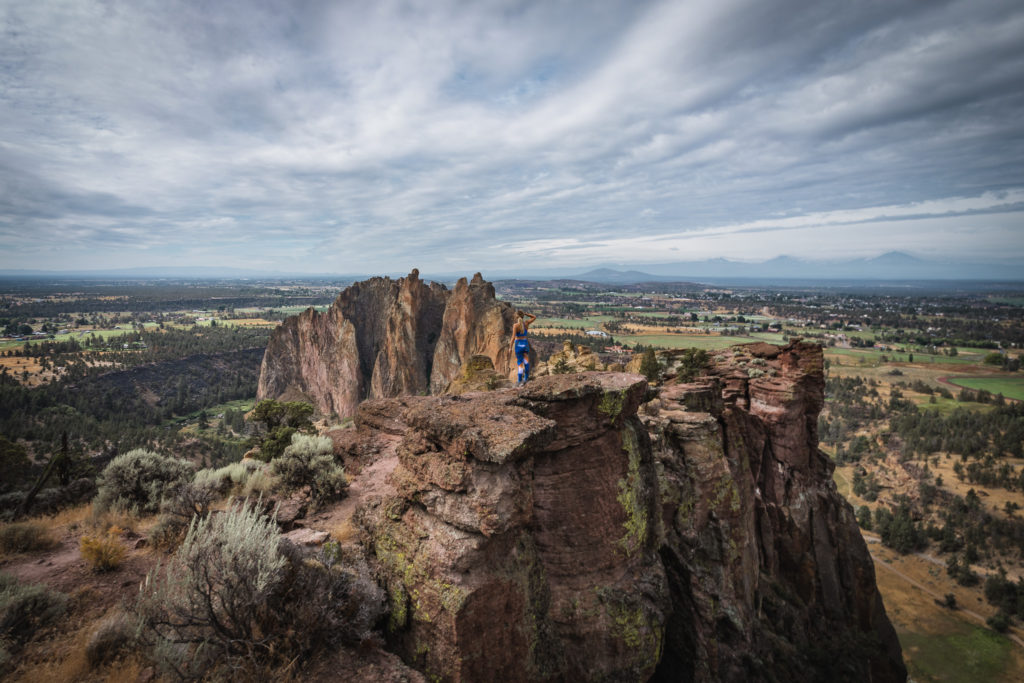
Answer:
[988, 296, 1024, 307]
[162, 398, 255, 427]
[0, 327, 135, 351]
[832, 466, 851, 498]
[824, 347, 978, 366]
[534, 315, 615, 329]
[946, 376, 1024, 401]
[612, 334, 777, 350]
[914, 395, 996, 415]
[899, 624, 1017, 682]
[0, 521, 58, 555]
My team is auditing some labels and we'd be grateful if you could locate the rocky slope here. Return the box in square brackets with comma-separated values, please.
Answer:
[332, 341, 906, 682]
[257, 271, 515, 417]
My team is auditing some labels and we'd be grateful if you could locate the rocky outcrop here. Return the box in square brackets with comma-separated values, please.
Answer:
[441, 354, 513, 394]
[430, 273, 518, 393]
[646, 341, 904, 681]
[534, 340, 608, 376]
[353, 374, 666, 682]
[336, 341, 905, 682]
[257, 271, 514, 417]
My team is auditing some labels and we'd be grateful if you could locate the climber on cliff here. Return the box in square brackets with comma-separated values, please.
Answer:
[510, 310, 536, 387]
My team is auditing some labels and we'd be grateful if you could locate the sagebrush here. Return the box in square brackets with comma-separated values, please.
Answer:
[133, 500, 383, 679]
[1, 572, 69, 667]
[271, 433, 347, 507]
[94, 449, 193, 514]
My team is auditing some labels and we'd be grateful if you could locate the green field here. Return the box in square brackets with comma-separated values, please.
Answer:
[534, 315, 615, 329]
[946, 376, 1024, 401]
[899, 623, 1018, 682]
[0, 327, 142, 350]
[164, 398, 256, 427]
[824, 347, 979, 366]
[988, 296, 1024, 307]
[611, 334, 777, 350]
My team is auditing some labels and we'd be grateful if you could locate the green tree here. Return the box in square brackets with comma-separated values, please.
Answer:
[639, 347, 660, 382]
[856, 505, 873, 530]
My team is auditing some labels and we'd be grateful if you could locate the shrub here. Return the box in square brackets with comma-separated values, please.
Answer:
[271, 434, 347, 508]
[134, 499, 288, 678]
[86, 611, 135, 667]
[149, 481, 216, 552]
[0, 572, 69, 647]
[986, 610, 1011, 633]
[0, 521, 57, 555]
[134, 500, 384, 679]
[94, 449, 194, 514]
[80, 532, 126, 572]
[674, 348, 709, 382]
[193, 460, 263, 496]
[257, 426, 296, 462]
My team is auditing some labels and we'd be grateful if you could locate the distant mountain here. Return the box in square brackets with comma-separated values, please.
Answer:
[559, 252, 1023, 283]
[573, 268, 674, 284]
[0, 266, 346, 279]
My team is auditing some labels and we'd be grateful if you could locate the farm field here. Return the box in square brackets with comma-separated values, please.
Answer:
[533, 315, 615, 329]
[947, 376, 1024, 402]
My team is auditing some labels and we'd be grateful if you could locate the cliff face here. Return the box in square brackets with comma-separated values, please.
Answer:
[338, 341, 906, 682]
[257, 271, 514, 417]
[646, 341, 904, 681]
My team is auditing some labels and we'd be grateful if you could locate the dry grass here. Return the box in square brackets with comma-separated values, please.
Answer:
[86, 507, 140, 536]
[0, 356, 48, 385]
[14, 626, 92, 683]
[329, 519, 358, 544]
[229, 318, 278, 327]
[0, 520, 58, 556]
[80, 533, 126, 572]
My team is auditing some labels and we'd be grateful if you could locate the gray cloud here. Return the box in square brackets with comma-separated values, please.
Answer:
[1, 0, 1022, 274]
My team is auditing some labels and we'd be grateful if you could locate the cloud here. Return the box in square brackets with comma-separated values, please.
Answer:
[1, 0, 1022, 274]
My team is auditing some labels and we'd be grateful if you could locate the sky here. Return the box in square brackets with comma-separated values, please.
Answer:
[1, 0, 1023, 276]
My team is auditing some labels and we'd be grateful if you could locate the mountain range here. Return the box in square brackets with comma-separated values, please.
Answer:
[0, 252, 1020, 283]
[563, 252, 1023, 283]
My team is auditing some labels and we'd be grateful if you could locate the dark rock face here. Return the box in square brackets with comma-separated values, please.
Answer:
[257, 270, 514, 417]
[647, 342, 905, 681]
[337, 341, 905, 682]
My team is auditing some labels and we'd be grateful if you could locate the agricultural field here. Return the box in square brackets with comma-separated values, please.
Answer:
[947, 376, 1024, 402]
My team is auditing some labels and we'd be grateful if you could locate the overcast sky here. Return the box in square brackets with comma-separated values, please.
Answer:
[2, 0, 1023, 275]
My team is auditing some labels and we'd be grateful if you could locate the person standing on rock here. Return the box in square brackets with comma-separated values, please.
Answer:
[510, 310, 536, 387]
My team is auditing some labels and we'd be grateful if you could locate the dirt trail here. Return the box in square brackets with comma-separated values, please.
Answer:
[867, 548, 1024, 649]
[301, 444, 400, 537]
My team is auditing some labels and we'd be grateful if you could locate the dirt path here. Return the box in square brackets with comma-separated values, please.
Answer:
[867, 547, 1024, 649]
[300, 447, 400, 537]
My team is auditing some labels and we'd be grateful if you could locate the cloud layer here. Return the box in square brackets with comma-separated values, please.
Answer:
[2, 0, 1023, 274]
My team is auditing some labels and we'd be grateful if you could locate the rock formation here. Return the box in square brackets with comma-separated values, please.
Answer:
[533, 340, 609, 376]
[333, 341, 906, 682]
[645, 341, 904, 681]
[441, 354, 513, 394]
[257, 271, 515, 417]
